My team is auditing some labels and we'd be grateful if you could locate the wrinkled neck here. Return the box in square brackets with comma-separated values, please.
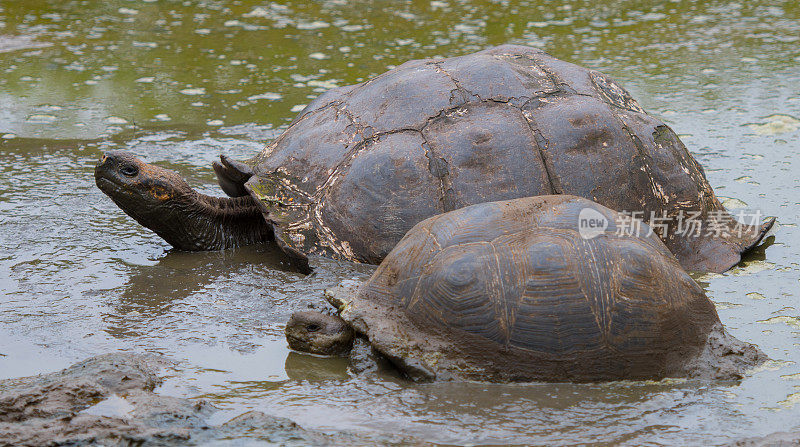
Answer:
[152, 191, 271, 251]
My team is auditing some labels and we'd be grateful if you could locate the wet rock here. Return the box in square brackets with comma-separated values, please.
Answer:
[0, 353, 165, 423]
[0, 353, 388, 446]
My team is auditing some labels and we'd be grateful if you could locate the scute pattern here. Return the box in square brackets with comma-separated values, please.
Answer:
[422, 101, 551, 210]
[254, 106, 361, 195]
[244, 44, 771, 272]
[319, 131, 442, 262]
[409, 242, 509, 344]
[515, 235, 601, 356]
[522, 94, 653, 212]
[348, 195, 722, 381]
[434, 52, 557, 102]
[343, 62, 455, 133]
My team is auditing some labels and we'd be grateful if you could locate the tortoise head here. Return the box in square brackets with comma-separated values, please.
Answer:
[94, 150, 274, 251]
[285, 311, 354, 356]
[95, 150, 194, 220]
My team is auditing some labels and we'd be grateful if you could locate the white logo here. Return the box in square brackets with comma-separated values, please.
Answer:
[578, 208, 609, 239]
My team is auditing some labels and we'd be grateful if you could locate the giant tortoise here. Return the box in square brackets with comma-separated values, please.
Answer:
[95, 44, 773, 273]
[285, 195, 766, 382]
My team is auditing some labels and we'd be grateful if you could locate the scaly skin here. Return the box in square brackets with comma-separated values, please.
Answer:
[95, 151, 271, 251]
[285, 311, 354, 356]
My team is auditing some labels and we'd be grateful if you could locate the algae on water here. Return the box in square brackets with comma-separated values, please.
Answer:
[746, 114, 800, 135]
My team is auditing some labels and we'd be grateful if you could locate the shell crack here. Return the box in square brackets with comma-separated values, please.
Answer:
[520, 116, 562, 195]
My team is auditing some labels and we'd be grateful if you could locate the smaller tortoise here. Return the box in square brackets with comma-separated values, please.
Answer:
[286, 195, 765, 382]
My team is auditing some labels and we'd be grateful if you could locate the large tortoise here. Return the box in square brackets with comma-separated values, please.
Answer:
[286, 195, 766, 382]
[95, 44, 773, 273]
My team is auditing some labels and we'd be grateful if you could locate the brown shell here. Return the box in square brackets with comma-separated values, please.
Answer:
[331, 195, 723, 382]
[244, 44, 772, 273]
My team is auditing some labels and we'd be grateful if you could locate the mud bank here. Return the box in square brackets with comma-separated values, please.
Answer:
[0, 353, 405, 446]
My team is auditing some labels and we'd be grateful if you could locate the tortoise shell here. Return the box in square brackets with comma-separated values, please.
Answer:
[242, 44, 771, 273]
[328, 195, 730, 382]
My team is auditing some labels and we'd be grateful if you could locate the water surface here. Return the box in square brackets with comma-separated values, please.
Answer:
[1, 1, 799, 445]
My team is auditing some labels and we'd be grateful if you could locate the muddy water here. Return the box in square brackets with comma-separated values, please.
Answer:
[0, 1, 798, 445]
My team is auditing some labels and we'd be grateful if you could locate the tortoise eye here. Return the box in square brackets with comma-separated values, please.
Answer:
[120, 164, 139, 177]
[306, 324, 321, 333]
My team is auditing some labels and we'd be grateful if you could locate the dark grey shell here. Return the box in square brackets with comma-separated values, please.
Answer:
[244, 44, 772, 273]
[327, 195, 762, 382]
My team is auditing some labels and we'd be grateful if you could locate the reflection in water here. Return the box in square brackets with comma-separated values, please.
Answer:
[109, 244, 297, 318]
[284, 352, 350, 382]
[740, 235, 775, 264]
[0, 0, 799, 444]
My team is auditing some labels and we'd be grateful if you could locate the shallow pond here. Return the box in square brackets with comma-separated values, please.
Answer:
[1, 0, 799, 445]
